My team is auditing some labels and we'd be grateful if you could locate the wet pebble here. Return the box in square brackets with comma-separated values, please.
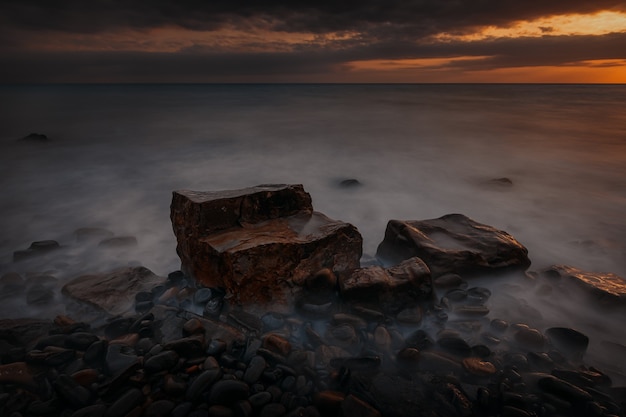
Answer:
[262, 312, 286, 331]
[208, 380, 250, 405]
[462, 357, 497, 376]
[144, 350, 179, 373]
[104, 387, 143, 417]
[433, 273, 464, 289]
[244, 355, 267, 384]
[259, 403, 287, 417]
[186, 368, 223, 401]
[514, 327, 545, 351]
[545, 327, 589, 359]
[144, 400, 176, 417]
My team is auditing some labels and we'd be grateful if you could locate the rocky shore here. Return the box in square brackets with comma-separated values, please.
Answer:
[1, 184, 625, 417]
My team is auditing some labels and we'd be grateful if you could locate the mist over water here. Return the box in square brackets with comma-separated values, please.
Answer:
[0, 84, 625, 377]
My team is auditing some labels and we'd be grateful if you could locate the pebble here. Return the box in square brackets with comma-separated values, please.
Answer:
[263, 334, 292, 356]
[433, 273, 464, 288]
[104, 387, 143, 417]
[462, 357, 497, 376]
[187, 369, 223, 401]
[514, 327, 545, 350]
[249, 391, 273, 408]
[262, 312, 286, 331]
[208, 380, 250, 405]
[244, 355, 267, 384]
[144, 350, 180, 373]
[259, 403, 287, 417]
[144, 400, 176, 417]
[71, 404, 107, 417]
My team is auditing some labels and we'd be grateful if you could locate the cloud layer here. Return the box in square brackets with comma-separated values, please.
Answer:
[2, 0, 625, 82]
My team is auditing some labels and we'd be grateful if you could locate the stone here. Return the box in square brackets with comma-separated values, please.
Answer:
[170, 184, 362, 306]
[144, 400, 176, 417]
[54, 374, 92, 408]
[74, 227, 114, 243]
[186, 369, 223, 401]
[208, 380, 250, 405]
[339, 179, 362, 188]
[0, 362, 38, 389]
[338, 257, 432, 312]
[462, 357, 497, 376]
[98, 236, 138, 248]
[104, 387, 143, 417]
[144, 350, 179, 373]
[545, 327, 589, 360]
[514, 327, 545, 351]
[13, 240, 60, 262]
[541, 265, 626, 307]
[62, 266, 164, 317]
[25, 284, 55, 305]
[341, 394, 381, 417]
[20, 132, 49, 142]
[376, 214, 530, 277]
[244, 356, 267, 384]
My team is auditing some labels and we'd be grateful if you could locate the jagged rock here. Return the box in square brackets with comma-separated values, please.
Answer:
[62, 266, 164, 317]
[170, 184, 362, 306]
[376, 214, 530, 277]
[541, 265, 626, 307]
[338, 257, 432, 313]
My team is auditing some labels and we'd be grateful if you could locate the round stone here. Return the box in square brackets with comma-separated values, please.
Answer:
[462, 357, 497, 376]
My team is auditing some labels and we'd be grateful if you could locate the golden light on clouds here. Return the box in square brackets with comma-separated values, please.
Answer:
[435, 11, 626, 42]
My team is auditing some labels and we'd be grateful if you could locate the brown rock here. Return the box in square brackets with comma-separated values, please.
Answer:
[170, 184, 362, 306]
[62, 266, 164, 317]
[541, 265, 626, 307]
[376, 214, 530, 277]
[338, 257, 432, 312]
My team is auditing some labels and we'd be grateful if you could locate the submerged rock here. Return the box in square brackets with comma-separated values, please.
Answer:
[541, 265, 626, 307]
[376, 213, 530, 277]
[13, 240, 61, 262]
[62, 266, 165, 317]
[171, 184, 362, 306]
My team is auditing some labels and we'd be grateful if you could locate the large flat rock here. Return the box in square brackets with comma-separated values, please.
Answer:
[542, 265, 626, 307]
[376, 214, 530, 277]
[62, 266, 164, 317]
[171, 184, 362, 306]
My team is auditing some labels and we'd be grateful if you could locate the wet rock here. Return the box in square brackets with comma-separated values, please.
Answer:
[72, 404, 107, 417]
[433, 273, 465, 289]
[25, 284, 55, 305]
[0, 362, 38, 389]
[304, 268, 337, 298]
[105, 344, 139, 376]
[193, 288, 215, 305]
[66, 332, 100, 351]
[490, 319, 509, 333]
[454, 305, 490, 317]
[98, 236, 138, 248]
[338, 179, 362, 188]
[104, 387, 143, 417]
[545, 327, 589, 360]
[263, 334, 292, 357]
[26, 346, 76, 366]
[396, 306, 423, 324]
[74, 227, 115, 243]
[514, 327, 545, 351]
[376, 214, 530, 277]
[186, 368, 223, 401]
[541, 265, 626, 307]
[261, 312, 286, 331]
[208, 380, 250, 405]
[54, 374, 92, 408]
[164, 334, 205, 357]
[437, 335, 472, 356]
[244, 355, 267, 384]
[13, 240, 61, 262]
[249, 391, 273, 408]
[418, 351, 463, 373]
[339, 257, 432, 312]
[20, 132, 49, 142]
[144, 400, 176, 417]
[462, 357, 497, 376]
[171, 184, 362, 306]
[62, 266, 164, 317]
[534, 373, 594, 404]
[341, 394, 381, 417]
[144, 350, 179, 373]
[203, 297, 224, 319]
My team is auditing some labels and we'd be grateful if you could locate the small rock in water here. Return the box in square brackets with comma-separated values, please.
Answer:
[98, 236, 138, 248]
[338, 178, 362, 188]
[26, 284, 55, 305]
[20, 132, 49, 141]
[74, 227, 114, 243]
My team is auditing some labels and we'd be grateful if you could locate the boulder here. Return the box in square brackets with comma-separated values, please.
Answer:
[376, 214, 530, 277]
[62, 266, 164, 317]
[170, 184, 362, 306]
[541, 265, 626, 307]
[339, 257, 432, 312]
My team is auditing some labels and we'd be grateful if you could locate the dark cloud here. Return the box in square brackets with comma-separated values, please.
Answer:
[1, 0, 625, 36]
[2, 32, 625, 83]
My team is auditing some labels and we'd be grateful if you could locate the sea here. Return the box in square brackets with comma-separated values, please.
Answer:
[1, 84, 625, 377]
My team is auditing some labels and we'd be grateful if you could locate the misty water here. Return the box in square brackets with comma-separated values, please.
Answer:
[1, 84, 625, 380]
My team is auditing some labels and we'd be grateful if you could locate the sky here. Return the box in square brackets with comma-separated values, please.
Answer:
[1, 0, 626, 83]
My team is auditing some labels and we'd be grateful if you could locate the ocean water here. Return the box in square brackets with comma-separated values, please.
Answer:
[0, 84, 625, 377]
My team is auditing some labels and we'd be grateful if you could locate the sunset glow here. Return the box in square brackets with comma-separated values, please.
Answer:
[1, 1, 624, 83]
[434, 11, 626, 42]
